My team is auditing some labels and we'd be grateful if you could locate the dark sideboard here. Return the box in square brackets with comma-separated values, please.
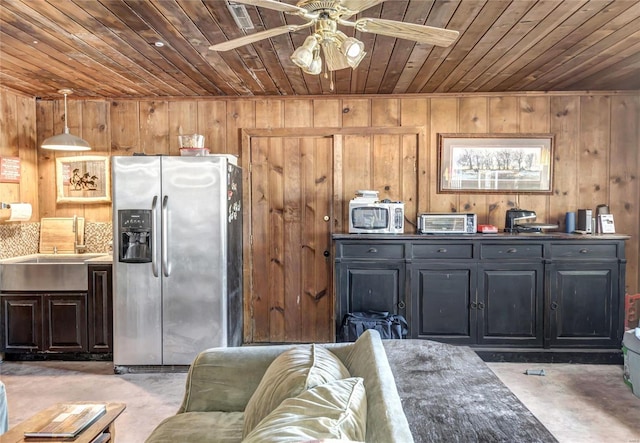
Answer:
[333, 233, 629, 363]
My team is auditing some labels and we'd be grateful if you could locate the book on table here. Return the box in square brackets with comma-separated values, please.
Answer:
[24, 403, 107, 438]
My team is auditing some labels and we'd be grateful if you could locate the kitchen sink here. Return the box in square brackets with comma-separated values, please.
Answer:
[11, 254, 104, 264]
[0, 254, 109, 291]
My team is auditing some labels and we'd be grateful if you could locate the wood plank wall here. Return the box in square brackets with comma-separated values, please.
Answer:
[2, 88, 638, 295]
[0, 88, 37, 218]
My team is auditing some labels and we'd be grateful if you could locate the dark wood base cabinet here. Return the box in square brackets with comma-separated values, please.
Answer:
[0, 264, 112, 359]
[334, 234, 628, 363]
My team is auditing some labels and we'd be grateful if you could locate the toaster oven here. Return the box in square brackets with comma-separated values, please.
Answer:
[417, 213, 477, 234]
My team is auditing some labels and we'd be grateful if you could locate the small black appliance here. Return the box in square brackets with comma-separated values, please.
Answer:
[504, 208, 537, 233]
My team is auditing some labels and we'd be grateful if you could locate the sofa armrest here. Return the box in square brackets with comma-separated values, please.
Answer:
[179, 344, 298, 413]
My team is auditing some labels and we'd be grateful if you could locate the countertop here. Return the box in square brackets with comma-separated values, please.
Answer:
[333, 232, 631, 240]
[0, 253, 113, 264]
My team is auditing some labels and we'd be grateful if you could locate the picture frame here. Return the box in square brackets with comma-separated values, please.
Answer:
[438, 133, 554, 194]
[56, 155, 111, 203]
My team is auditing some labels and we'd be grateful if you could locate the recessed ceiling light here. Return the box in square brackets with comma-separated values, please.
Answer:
[154, 41, 165, 48]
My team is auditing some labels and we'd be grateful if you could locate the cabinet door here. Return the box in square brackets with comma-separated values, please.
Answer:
[336, 261, 406, 334]
[410, 263, 476, 344]
[477, 263, 544, 346]
[43, 294, 87, 352]
[88, 265, 113, 353]
[0, 294, 43, 352]
[547, 262, 619, 347]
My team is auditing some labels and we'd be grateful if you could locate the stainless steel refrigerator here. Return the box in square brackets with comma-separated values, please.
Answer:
[112, 155, 242, 372]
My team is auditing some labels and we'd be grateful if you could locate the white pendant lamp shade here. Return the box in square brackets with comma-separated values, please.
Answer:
[41, 89, 91, 151]
[41, 129, 91, 151]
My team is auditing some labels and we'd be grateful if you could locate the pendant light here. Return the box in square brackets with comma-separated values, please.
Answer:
[41, 89, 91, 151]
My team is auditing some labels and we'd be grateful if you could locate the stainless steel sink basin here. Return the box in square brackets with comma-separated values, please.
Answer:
[0, 254, 108, 291]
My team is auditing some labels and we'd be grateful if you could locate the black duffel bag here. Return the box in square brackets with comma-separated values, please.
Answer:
[340, 310, 408, 342]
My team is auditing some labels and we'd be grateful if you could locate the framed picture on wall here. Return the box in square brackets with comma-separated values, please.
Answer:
[56, 155, 111, 204]
[438, 134, 554, 194]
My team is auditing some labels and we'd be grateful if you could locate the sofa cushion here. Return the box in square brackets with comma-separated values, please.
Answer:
[242, 344, 351, 436]
[242, 377, 367, 443]
[341, 329, 414, 443]
[145, 411, 244, 443]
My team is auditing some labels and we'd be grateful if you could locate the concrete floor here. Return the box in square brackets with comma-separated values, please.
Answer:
[487, 362, 640, 443]
[0, 360, 638, 443]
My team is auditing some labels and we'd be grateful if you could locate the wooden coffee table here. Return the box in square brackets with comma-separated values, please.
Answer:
[1, 402, 126, 443]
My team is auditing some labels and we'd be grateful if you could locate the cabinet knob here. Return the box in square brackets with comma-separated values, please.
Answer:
[398, 301, 406, 309]
[437, 248, 447, 253]
[367, 248, 378, 253]
[477, 301, 485, 310]
[470, 301, 478, 309]
[550, 302, 559, 310]
[507, 248, 517, 253]
[579, 248, 589, 254]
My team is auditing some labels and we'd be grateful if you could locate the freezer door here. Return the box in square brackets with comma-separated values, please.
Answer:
[112, 156, 163, 366]
[161, 156, 228, 365]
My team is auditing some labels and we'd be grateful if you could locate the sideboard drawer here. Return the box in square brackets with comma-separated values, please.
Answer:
[340, 243, 404, 259]
[412, 243, 473, 259]
[480, 244, 543, 259]
[551, 243, 618, 259]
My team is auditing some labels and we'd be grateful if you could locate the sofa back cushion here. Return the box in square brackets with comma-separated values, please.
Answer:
[242, 344, 351, 436]
[243, 377, 367, 443]
[341, 330, 415, 443]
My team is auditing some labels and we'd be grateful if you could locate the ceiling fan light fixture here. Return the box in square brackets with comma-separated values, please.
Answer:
[304, 53, 322, 75]
[341, 36, 364, 59]
[291, 35, 319, 69]
[41, 89, 91, 151]
[346, 49, 366, 69]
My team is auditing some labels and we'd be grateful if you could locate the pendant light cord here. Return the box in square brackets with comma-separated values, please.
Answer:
[63, 91, 69, 134]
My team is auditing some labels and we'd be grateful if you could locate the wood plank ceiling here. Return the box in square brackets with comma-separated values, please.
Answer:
[1, 0, 639, 99]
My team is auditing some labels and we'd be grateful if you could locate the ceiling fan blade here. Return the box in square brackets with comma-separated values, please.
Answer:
[231, 0, 307, 15]
[355, 18, 459, 47]
[209, 22, 313, 51]
[339, 0, 386, 14]
[322, 41, 351, 71]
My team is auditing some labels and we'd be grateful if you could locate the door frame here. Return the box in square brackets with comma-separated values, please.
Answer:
[241, 126, 426, 342]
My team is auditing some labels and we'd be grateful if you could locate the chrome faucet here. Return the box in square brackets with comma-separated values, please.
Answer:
[73, 215, 87, 254]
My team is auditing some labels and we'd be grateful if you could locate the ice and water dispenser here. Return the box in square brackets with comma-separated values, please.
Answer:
[118, 209, 152, 263]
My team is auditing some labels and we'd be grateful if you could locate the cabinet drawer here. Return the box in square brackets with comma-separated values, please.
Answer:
[412, 243, 473, 259]
[481, 244, 543, 259]
[551, 243, 618, 259]
[340, 244, 404, 259]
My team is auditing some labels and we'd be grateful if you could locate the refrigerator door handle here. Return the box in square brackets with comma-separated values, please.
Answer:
[162, 195, 171, 277]
[151, 195, 159, 277]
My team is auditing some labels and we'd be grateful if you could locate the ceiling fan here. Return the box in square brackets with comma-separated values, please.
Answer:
[209, 0, 459, 75]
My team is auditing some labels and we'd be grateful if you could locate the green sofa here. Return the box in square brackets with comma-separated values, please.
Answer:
[145, 329, 413, 443]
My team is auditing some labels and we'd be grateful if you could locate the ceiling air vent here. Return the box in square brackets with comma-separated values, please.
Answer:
[227, 2, 254, 30]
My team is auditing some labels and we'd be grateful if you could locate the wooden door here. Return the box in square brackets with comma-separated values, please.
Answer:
[249, 135, 334, 343]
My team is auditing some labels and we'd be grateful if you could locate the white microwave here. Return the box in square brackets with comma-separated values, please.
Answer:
[349, 201, 405, 234]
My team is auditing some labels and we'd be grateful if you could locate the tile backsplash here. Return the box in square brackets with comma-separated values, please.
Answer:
[0, 222, 39, 259]
[0, 221, 113, 259]
[85, 222, 113, 254]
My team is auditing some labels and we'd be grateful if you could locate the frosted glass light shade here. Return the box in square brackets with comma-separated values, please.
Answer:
[291, 35, 319, 69]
